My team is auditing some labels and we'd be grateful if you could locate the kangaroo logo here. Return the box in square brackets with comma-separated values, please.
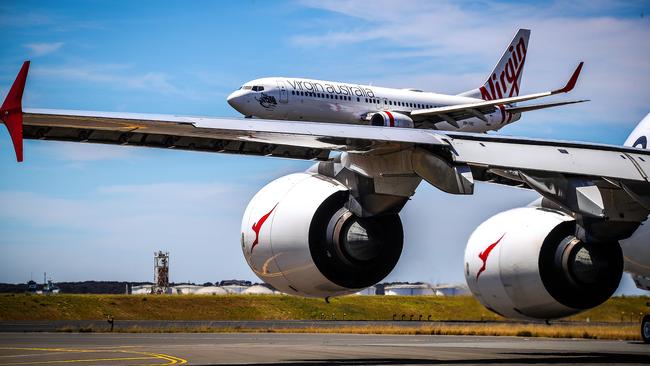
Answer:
[476, 234, 506, 280]
[251, 204, 278, 253]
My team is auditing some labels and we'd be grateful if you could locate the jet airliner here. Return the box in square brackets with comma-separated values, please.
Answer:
[227, 29, 585, 132]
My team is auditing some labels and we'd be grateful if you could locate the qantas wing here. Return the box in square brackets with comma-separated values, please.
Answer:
[3, 61, 650, 189]
[13, 111, 650, 185]
[409, 62, 585, 126]
[19, 107, 448, 160]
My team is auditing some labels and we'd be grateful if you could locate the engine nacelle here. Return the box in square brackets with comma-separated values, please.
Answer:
[241, 173, 403, 298]
[465, 207, 623, 320]
[370, 111, 414, 128]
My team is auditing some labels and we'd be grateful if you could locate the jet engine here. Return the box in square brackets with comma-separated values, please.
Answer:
[465, 207, 623, 320]
[241, 173, 403, 298]
[370, 111, 414, 128]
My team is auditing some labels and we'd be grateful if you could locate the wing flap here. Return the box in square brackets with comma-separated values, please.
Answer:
[439, 132, 650, 183]
[505, 99, 588, 114]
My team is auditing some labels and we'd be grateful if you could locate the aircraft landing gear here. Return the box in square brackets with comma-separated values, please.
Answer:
[642, 314, 650, 344]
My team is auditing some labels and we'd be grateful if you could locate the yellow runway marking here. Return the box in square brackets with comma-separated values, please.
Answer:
[0, 347, 187, 365]
[0, 356, 154, 365]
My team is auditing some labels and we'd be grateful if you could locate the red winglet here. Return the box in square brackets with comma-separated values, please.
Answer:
[554, 61, 584, 94]
[1, 61, 30, 162]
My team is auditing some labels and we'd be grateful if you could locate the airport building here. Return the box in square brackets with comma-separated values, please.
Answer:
[129, 251, 465, 296]
[383, 283, 469, 296]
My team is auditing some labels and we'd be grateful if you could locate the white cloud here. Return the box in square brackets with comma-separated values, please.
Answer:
[24, 42, 64, 56]
[31, 142, 135, 162]
[0, 181, 254, 282]
[31, 63, 180, 94]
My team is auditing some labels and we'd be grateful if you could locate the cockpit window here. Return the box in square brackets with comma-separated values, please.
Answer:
[252, 86, 264, 92]
[242, 85, 253, 90]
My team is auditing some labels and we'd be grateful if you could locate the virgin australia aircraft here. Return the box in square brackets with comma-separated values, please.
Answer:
[227, 29, 585, 133]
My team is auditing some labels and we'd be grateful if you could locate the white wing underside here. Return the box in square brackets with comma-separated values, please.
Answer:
[22, 108, 650, 184]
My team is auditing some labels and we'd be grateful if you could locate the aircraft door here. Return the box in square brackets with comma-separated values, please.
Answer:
[277, 81, 289, 104]
[379, 98, 388, 111]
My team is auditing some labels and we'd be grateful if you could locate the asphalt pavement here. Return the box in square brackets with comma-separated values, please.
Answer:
[0, 332, 648, 365]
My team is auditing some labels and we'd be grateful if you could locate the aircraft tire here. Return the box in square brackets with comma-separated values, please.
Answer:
[642, 314, 650, 344]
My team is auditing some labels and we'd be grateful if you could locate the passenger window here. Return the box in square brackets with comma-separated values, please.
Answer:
[291, 91, 295, 95]
[357, 97, 360, 102]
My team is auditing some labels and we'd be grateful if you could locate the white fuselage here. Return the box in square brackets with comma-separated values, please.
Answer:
[227, 77, 520, 133]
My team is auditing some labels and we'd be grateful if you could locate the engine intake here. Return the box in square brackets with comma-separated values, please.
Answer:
[241, 173, 403, 298]
[465, 207, 623, 320]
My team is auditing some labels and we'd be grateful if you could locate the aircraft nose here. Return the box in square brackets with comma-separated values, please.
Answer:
[227, 91, 241, 109]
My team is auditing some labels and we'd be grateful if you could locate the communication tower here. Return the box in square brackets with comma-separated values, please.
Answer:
[153, 251, 170, 294]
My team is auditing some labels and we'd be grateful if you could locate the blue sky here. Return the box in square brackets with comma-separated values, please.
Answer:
[0, 1, 649, 294]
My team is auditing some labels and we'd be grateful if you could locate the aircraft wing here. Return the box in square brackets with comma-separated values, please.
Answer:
[409, 62, 584, 127]
[3, 61, 650, 197]
[9, 108, 649, 184]
[19, 108, 449, 161]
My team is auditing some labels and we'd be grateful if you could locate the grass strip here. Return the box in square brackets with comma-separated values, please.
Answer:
[56, 323, 640, 341]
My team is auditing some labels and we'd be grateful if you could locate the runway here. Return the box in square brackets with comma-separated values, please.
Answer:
[0, 332, 648, 365]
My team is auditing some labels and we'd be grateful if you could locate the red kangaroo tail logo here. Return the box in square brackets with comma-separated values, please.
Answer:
[251, 204, 278, 253]
[479, 35, 527, 124]
[476, 233, 506, 280]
